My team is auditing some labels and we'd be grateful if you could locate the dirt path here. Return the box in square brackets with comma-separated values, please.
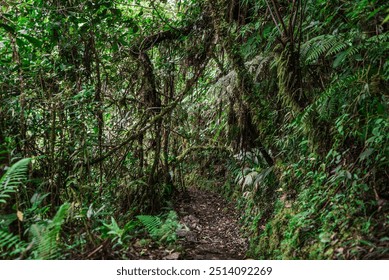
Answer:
[175, 188, 247, 259]
[127, 188, 247, 260]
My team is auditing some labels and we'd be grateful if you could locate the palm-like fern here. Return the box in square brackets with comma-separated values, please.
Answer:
[137, 211, 180, 243]
[301, 34, 351, 64]
[137, 214, 162, 238]
[29, 203, 70, 260]
[0, 158, 31, 259]
[0, 158, 70, 259]
[302, 31, 389, 67]
[0, 158, 31, 204]
[0, 230, 27, 259]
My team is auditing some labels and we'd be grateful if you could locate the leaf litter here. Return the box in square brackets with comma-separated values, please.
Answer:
[130, 188, 247, 259]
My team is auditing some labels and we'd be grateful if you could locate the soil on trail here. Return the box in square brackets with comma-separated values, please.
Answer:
[128, 188, 247, 260]
[175, 188, 247, 259]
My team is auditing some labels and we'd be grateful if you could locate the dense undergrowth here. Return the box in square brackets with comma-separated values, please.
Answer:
[226, 136, 389, 259]
[0, 159, 182, 259]
[219, 71, 389, 259]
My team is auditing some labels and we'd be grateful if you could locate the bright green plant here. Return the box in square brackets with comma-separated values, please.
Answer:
[28, 203, 70, 260]
[101, 217, 136, 248]
[137, 211, 182, 244]
[0, 230, 27, 259]
[0, 158, 71, 259]
[0, 158, 31, 204]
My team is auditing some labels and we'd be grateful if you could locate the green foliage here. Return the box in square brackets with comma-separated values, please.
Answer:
[217, 0, 389, 260]
[0, 200, 70, 260]
[136, 215, 162, 238]
[137, 211, 181, 244]
[0, 230, 27, 259]
[302, 34, 350, 64]
[101, 217, 137, 248]
[0, 0, 387, 260]
[0, 158, 31, 204]
[29, 203, 70, 260]
[0, 156, 69, 259]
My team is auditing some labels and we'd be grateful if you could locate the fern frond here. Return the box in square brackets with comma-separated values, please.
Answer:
[29, 203, 70, 260]
[137, 211, 181, 243]
[326, 40, 350, 57]
[302, 34, 350, 63]
[0, 158, 31, 204]
[300, 85, 336, 125]
[136, 215, 162, 237]
[0, 230, 27, 259]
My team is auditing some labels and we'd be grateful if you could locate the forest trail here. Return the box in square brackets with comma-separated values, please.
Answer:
[131, 188, 247, 260]
[175, 188, 247, 259]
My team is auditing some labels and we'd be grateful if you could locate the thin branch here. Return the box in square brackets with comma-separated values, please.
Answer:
[150, 0, 180, 32]
[270, 0, 288, 36]
[264, 0, 283, 36]
[289, 0, 298, 45]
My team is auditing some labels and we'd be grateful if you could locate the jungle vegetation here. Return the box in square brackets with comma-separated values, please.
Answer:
[0, 0, 388, 259]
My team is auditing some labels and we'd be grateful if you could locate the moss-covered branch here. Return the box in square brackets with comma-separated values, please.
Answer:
[175, 145, 230, 163]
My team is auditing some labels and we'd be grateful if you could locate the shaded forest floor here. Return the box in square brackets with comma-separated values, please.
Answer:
[129, 188, 247, 260]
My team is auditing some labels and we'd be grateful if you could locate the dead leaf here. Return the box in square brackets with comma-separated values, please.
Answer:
[17, 210, 24, 222]
[335, 247, 344, 254]
[177, 229, 189, 237]
[164, 252, 180, 260]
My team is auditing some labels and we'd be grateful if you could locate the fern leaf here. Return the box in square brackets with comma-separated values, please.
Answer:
[302, 35, 350, 64]
[0, 230, 27, 259]
[30, 203, 70, 260]
[136, 215, 162, 238]
[0, 158, 31, 204]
